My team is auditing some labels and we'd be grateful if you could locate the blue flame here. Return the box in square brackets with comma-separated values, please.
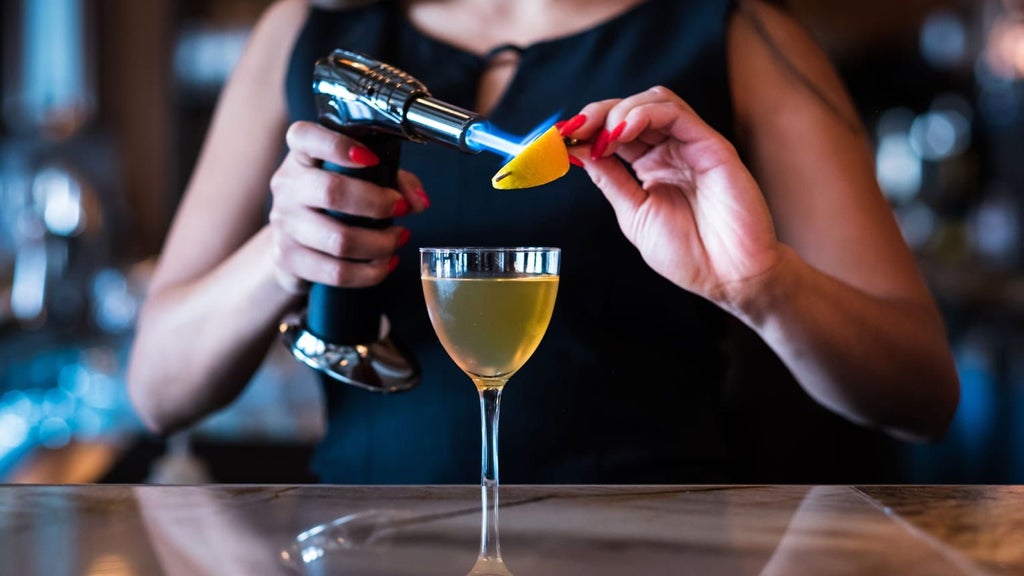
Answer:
[464, 112, 565, 162]
[523, 112, 562, 144]
[464, 122, 523, 159]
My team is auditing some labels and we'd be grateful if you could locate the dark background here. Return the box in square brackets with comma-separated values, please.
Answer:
[1, 0, 1022, 484]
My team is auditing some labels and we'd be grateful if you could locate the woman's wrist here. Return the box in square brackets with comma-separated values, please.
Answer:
[719, 243, 801, 329]
[272, 267, 311, 297]
[249, 226, 308, 308]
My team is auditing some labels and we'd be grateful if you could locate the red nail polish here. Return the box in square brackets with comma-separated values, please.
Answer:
[393, 198, 410, 217]
[559, 114, 587, 136]
[590, 129, 610, 160]
[414, 188, 431, 209]
[397, 228, 411, 248]
[554, 120, 567, 132]
[568, 155, 584, 167]
[388, 255, 399, 272]
[349, 145, 380, 167]
[609, 120, 627, 141]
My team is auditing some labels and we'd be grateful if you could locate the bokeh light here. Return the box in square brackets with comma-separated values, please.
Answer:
[920, 9, 969, 70]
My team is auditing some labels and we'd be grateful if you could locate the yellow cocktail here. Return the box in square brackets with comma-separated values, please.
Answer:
[422, 275, 558, 385]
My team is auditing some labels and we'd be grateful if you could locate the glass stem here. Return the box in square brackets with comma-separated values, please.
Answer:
[478, 385, 503, 560]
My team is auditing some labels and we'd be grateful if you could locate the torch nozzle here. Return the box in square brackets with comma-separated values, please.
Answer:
[403, 97, 484, 152]
[314, 50, 492, 153]
[312, 50, 569, 161]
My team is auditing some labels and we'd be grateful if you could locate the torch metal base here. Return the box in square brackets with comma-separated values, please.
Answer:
[279, 312, 420, 393]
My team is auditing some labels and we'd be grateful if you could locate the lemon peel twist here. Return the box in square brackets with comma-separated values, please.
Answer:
[491, 126, 570, 189]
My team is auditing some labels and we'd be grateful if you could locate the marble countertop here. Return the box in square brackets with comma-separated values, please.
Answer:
[0, 484, 1019, 575]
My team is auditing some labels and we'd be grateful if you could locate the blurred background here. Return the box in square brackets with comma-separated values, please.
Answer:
[0, 0, 1022, 484]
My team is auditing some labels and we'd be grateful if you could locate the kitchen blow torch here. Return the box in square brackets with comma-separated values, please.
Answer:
[280, 49, 524, 393]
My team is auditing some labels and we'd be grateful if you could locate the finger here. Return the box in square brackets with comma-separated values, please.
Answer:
[271, 206, 407, 260]
[273, 162, 405, 219]
[610, 127, 677, 163]
[618, 101, 739, 175]
[273, 231, 394, 288]
[555, 113, 588, 138]
[582, 87, 682, 160]
[591, 86, 701, 159]
[606, 86, 695, 123]
[567, 144, 589, 166]
[579, 87, 673, 158]
[568, 99, 622, 141]
[582, 155, 651, 230]
[273, 268, 310, 295]
[613, 138, 658, 165]
[572, 86, 688, 144]
[397, 170, 431, 213]
[285, 121, 381, 169]
[614, 98, 712, 147]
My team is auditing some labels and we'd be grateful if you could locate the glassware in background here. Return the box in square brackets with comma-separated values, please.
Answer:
[1, 0, 131, 334]
[420, 247, 559, 569]
[1, 0, 96, 138]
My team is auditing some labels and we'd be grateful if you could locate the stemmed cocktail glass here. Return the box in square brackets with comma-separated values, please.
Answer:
[420, 247, 560, 571]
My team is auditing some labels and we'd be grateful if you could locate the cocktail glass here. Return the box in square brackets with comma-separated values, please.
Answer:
[420, 247, 560, 570]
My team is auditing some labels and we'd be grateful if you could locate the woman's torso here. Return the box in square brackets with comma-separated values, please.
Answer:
[286, 0, 739, 483]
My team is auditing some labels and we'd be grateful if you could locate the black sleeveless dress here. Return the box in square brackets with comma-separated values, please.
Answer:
[283, 0, 899, 484]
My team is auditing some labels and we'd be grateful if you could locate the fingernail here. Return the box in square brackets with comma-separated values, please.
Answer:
[349, 145, 380, 167]
[559, 114, 587, 136]
[554, 120, 567, 132]
[397, 228, 411, 248]
[609, 120, 627, 141]
[590, 129, 610, 160]
[388, 255, 400, 272]
[393, 198, 410, 217]
[414, 187, 431, 209]
[568, 155, 584, 167]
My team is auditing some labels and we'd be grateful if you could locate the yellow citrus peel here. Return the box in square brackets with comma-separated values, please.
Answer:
[491, 126, 570, 189]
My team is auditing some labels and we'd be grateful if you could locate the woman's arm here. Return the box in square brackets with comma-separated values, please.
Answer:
[126, 0, 310, 434]
[566, 1, 958, 442]
[726, 0, 958, 440]
[128, 0, 427, 434]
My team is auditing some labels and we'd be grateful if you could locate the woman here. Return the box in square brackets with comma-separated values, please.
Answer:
[127, 0, 959, 483]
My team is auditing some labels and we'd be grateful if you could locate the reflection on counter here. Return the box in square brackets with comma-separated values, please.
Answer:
[0, 484, 1011, 575]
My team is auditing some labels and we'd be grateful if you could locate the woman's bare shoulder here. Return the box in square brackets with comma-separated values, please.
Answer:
[728, 0, 862, 136]
[229, 0, 310, 97]
[251, 0, 374, 50]
[254, 0, 313, 41]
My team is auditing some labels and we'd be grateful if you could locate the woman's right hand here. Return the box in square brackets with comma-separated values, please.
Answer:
[268, 121, 429, 293]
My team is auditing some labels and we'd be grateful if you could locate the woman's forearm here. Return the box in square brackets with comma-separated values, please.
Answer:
[729, 245, 959, 442]
[127, 227, 303, 434]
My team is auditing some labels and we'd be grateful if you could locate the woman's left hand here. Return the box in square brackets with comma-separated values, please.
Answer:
[567, 86, 783, 308]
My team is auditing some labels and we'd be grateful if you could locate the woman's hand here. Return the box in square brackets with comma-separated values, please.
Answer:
[268, 121, 429, 293]
[568, 85, 958, 440]
[566, 86, 783, 309]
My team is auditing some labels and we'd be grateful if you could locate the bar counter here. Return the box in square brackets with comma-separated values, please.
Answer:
[1, 484, 1020, 575]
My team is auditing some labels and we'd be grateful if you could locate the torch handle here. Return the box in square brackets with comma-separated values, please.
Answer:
[306, 132, 402, 344]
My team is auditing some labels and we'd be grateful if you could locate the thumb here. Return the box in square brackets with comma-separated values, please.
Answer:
[582, 156, 647, 236]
